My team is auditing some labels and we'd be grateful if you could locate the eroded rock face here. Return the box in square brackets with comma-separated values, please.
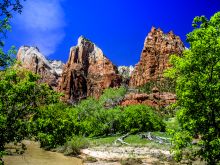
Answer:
[120, 91, 176, 108]
[59, 36, 121, 103]
[129, 27, 185, 87]
[49, 60, 64, 76]
[17, 46, 64, 89]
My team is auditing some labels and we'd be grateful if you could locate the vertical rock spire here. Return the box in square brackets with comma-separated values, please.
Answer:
[58, 36, 121, 103]
[129, 27, 185, 87]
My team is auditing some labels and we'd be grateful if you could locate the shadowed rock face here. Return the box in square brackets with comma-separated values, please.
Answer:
[129, 27, 185, 87]
[59, 36, 122, 103]
[17, 46, 64, 90]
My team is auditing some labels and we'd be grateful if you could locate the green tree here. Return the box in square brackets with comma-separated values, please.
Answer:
[165, 12, 220, 164]
[0, 67, 60, 155]
[0, 0, 24, 68]
[121, 105, 165, 134]
[32, 103, 74, 149]
[0, 0, 24, 39]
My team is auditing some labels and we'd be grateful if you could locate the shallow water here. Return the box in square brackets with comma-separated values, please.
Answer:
[3, 140, 83, 165]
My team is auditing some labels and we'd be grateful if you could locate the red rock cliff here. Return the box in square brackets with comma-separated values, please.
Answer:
[59, 36, 121, 103]
[129, 27, 184, 87]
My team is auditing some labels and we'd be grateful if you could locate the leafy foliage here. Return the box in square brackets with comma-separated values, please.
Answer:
[0, 0, 24, 38]
[0, 67, 60, 151]
[0, 1, 26, 163]
[0, 45, 16, 68]
[165, 12, 220, 164]
[31, 103, 74, 149]
[0, 0, 25, 69]
[99, 86, 127, 108]
[62, 136, 89, 156]
[120, 105, 166, 134]
[33, 88, 165, 149]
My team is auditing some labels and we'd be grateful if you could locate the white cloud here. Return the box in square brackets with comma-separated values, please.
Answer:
[13, 0, 66, 56]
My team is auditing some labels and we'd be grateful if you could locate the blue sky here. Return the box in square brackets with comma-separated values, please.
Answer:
[5, 0, 220, 66]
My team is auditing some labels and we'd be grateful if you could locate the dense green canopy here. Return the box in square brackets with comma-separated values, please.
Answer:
[165, 12, 220, 164]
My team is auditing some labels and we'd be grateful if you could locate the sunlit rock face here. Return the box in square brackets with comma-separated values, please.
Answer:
[118, 65, 134, 85]
[49, 60, 64, 76]
[59, 36, 122, 103]
[120, 92, 176, 108]
[17, 46, 64, 90]
[129, 27, 185, 87]
[118, 65, 134, 78]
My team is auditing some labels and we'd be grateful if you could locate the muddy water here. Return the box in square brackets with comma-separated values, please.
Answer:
[3, 140, 83, 165]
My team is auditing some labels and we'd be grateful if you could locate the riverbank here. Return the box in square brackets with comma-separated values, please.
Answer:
[3, 140, 83, 165]
[81, 146, 172, 165]
[3, 139, 204, 165]
[2, 137, 173, 165]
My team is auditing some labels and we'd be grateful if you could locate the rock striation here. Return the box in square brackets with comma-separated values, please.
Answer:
[17, 46, 64, 90]
[59, 36, 121, 103]
[129, 27, 185, 87]
[120, 92, 176, 108]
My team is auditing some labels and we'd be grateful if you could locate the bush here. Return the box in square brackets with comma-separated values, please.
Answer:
[65, 98, 165, 137]
[31, 88, 166, 149]
[32, 103, 75, 149]
[62, 136, 89, 156]
[99, 87, 127, 108]
[120, 105, 165, 133]
[0, 67, 60, 151]
[69, 98, 105, 137]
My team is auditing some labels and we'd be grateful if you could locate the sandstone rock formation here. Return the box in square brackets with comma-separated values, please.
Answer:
[17, 46, 64, 89]
[59, 36, 121, 103]
[120, 91, 176, 108]
[129, 27, 185, 87]
[49, 60, 65, 76]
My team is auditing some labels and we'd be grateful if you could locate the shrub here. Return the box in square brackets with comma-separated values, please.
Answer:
[0, 67, 60, 151]
[60, 102, 165, 138]
[32, 88, 165, 149]
[70, 98, 105, 136]
[32, 103, 74, 149]
[99, 87, 127, 108]
[120, 105, 165, 133]
[63, 136, 89, 156]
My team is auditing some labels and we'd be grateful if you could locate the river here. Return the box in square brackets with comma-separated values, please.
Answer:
[3, 140, 83, 165]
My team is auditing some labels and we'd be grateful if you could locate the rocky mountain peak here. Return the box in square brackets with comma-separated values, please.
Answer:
[68, 36, 106, 69]
[59, 37, 121, 103]
[129, 27, 185, 87]
[17, 46, 64, 90]
[77, 35, 92, 45]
